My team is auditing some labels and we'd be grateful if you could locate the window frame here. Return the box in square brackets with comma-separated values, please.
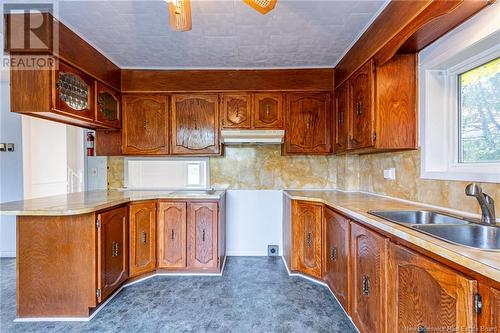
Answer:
[123, 157, 210, 190]
[419, 4, 500, 183]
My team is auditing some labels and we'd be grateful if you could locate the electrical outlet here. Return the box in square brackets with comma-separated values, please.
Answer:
[268, 245, 279, 256]
[383, 168, 396, 180]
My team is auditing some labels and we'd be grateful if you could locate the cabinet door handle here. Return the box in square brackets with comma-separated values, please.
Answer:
[356, 101, 362, 116]
[306, 232, 313, 247]
[338, 111, 344, 124]
[417, 326, 427, 333]
[202, 229, 206, 242]
[362, 275, 370, 295]
[330, 247, 337, 261]
[171, 229, 175, 240]
[112, 241, 120, 257]
[141, 231, 147, 245]
[143, 119, 148, 129]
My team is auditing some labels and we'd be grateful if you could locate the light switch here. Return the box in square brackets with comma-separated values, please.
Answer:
[383, 168, 396, 180]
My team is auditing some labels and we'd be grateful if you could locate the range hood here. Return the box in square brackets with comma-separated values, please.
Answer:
[221, 129, 284, 144]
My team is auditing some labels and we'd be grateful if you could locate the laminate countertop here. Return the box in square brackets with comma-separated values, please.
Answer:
[0, 189, 225, 216]
[284, 190, 500, 282]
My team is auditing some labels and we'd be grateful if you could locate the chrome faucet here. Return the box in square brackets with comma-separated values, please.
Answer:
[465, 183, 496, 224]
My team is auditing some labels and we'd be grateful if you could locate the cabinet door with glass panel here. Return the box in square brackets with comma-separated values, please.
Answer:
[54, 61, 95, 122]
[95, 81, 121, 129]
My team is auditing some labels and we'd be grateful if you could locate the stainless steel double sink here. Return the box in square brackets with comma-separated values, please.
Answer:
[368, 210, 500, 251]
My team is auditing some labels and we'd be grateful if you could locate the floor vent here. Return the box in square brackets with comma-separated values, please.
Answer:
[268, 245, 279, 256]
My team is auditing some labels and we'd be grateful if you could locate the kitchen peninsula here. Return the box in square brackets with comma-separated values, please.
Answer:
[0, 190, 226, 319]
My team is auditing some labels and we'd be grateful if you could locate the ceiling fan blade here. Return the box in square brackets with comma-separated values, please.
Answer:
[243, 0, 277, 15]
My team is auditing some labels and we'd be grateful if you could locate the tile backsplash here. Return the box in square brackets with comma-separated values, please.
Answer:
[107, 147, 499, 217]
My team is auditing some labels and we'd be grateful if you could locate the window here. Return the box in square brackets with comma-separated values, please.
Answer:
[124, 158, 209, 190]
[458, 57, 500, 163]
[420, 3, 500, 183]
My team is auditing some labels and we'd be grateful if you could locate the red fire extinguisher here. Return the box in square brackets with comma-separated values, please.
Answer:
[86, 132, 95, 156]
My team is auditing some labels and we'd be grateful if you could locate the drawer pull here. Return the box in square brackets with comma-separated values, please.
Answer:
[112, 241, 120, 257]
[306, 232, 312, 247]
[330, 247, 337, 261]
[356, 101, 362, 116]
[141, 231, 147, 245]
[362, 275, 370, 295]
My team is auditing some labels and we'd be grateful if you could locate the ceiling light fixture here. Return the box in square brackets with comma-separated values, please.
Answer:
[167, 0, 192, 32]
[243, 0, 277, 14]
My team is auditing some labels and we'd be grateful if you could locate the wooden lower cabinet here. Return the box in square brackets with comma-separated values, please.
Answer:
[157, 201, 188, 268]
[350, 222, 388, 333]
[291, 201, 323, 279]
[157, 201, 221, 271]
[488, 287, 500, 329]
[97, 206, 128, 302]
[129, 202, 156, 277]
[387, 243, 477, 333]
[188, 202, 219, 269]
[324, 208, 350, 310]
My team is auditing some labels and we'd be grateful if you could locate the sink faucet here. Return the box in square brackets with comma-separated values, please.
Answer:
[465, 183, 496, 224]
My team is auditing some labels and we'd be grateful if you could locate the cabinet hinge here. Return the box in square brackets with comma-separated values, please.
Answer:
[96, 215, 101, 228]
[373, 132, 377, 142]
[96, 289, 101, 298]
[474, 293, 483, 314]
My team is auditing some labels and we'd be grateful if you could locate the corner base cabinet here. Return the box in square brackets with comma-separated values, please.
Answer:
[291, 200, 323, 279]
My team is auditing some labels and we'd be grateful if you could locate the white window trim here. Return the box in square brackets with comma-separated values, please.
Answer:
[123, 157, 210, 190]
[419, 3, 500, 183]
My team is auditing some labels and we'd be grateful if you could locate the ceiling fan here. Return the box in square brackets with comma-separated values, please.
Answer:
[167, 0, 277, 32]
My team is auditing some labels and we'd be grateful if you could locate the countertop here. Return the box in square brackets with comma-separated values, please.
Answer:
[285, 190, 500, 282]
[0, 189, 225, 216]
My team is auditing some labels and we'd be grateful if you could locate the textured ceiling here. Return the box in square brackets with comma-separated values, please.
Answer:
[58, 0, 387, 69]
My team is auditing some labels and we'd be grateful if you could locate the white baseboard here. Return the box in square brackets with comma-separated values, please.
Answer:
[0, 251, 16, 258]
[226, 250, 267, 256]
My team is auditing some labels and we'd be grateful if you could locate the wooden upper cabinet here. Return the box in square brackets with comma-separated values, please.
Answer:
[171, 94, 220, 155]
[350, 222, 388, 333]
[335, 83, 350, 153]
[334, 54, 417, 154]
[291, 201, 323, 279]
[188, 202, 218, 269]
[324, 208, 350, 310]
[284, 93, 331, 154]
[157, 201, 188, 269]
[253, 93, 283, 129]
[129, 201, 156, 277]
[221, 93, 252, 129]
[387, 243, 477, 333]
[349, 60, 375, 150]
[95, 81, 121, 129]
[97, 206, 128, 302]
[122, 94, 169, 155]
[54, 61, 95, 122]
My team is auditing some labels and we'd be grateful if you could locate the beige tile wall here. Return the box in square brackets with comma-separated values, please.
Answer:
[358, 150, 500, 217]
[107, 148, 499, 216]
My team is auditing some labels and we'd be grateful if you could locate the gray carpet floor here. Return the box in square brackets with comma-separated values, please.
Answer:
[0, 256, 357, 333]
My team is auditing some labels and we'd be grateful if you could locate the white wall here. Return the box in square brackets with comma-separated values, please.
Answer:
[225, 190, 283, 256]
[0, 32, 23, 257]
